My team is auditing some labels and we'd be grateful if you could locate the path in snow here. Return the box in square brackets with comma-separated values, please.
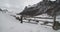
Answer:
[0, 12, 60, 32]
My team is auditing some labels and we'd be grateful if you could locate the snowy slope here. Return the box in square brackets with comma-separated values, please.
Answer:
[0, 12, 60, 32]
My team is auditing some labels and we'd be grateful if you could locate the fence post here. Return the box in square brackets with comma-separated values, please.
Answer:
[20, 15, 23, 23]
[52, 14, 57, 30]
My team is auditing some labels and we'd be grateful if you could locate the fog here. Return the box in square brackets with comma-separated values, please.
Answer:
[0, 0, 42, 13]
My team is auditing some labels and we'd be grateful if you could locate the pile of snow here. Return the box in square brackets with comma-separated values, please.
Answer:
[0, 12, 60, 32]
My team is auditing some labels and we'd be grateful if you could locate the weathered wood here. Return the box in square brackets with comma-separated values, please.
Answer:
[24, 17, 53, 19]
[23, 20, 52, 27]
[20, 16, 23, 23]
[23, 18, 53, 23]
[53, 15, 56, 26]
[32, 17, 53, 19]
[52, 14, 57, 30]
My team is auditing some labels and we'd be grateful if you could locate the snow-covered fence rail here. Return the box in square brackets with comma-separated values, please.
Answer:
[13, 15, 60, 30]
[14, 15, 53, 24]
[21, 17, 53, 27]
[31, 17, 53, 19]
[24, 17, 53, 23]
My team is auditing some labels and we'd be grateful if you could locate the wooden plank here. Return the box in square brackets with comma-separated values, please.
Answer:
[23, 19, 53, 23]
[24, 17, 53, 19]
[32, 17, 53, 19]
[24, 17, 60, 19]
[23, 21, 52, 27]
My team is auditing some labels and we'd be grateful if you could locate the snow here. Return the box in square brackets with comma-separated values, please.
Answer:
[0, 12, 60, 32]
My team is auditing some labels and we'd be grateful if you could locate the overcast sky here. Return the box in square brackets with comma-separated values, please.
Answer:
[0, 0, 42, 13]
[0, 0, 56, 13]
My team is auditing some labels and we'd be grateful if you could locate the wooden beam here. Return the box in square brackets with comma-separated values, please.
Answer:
[20, 16, 23, 23]
[23, 19, 53, 23]
[32, 17, 53, 19]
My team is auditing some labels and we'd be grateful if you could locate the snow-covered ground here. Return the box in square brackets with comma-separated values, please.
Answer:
[0, 12, 60, 32]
